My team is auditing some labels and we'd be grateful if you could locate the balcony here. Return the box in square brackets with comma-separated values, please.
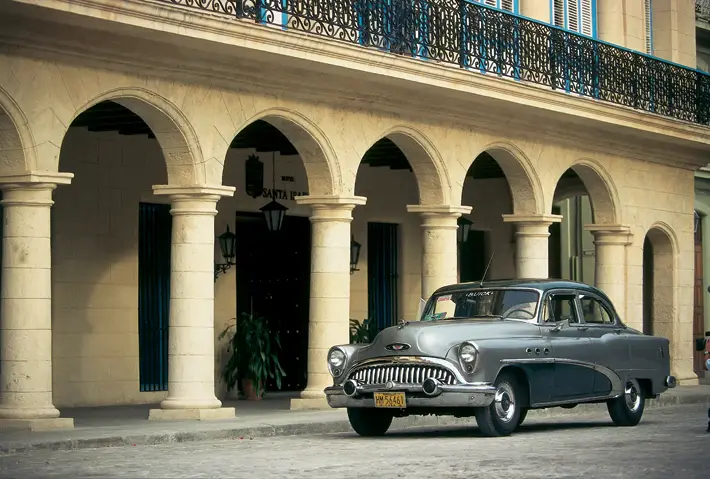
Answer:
[156, 0, 710, 126]
[698, 0, 710, 21]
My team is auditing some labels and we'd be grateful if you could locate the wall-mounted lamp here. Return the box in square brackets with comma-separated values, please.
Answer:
[457, 217, 473, 243]
[350, 234, 361, 274]
[214, 225, 237, 281]
[695, 210, 701, 234]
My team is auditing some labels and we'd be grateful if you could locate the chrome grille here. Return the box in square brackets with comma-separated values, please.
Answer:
[349, 363, 457, 385]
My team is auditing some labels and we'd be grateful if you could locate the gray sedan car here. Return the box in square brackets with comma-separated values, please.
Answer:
[324, 279, 676, 437]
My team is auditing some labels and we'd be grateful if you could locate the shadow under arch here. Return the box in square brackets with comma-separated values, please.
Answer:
[0, 85, 37, 175]
[554, 158, 620, 224]
[642, 222, 678, 345]
[233, 108, 341, 197]
[465, 141, 544, 215]
[69, 87, 203, 185]
[361, 125, 450, 205]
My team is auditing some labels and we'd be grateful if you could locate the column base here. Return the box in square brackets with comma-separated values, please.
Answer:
[0, 417, 74, 432]
[289, 397, 330, 410]
[148, 407, 236, 421]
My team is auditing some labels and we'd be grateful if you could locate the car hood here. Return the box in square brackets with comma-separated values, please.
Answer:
[353, 319, 539, 361]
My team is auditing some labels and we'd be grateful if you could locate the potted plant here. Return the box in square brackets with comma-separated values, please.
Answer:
[349, 317, 379, 344]
[218, 312, 286, 400]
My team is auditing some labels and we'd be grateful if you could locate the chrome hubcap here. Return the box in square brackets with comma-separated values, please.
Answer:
[624, 379, 641, 412]
[494, 383, 516, 423]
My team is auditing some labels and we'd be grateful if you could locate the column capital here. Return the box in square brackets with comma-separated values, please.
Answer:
[584, 224, 633, 245]
[406, 204, 472, 216]
[296, 195, 367, 223]
[152, 184, 235, 199]
[0, 171, 73, 188]
[153, 185, 235, 217]
[503, 214, 562, 237]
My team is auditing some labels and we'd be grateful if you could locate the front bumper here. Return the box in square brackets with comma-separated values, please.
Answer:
[324, 379, 497, 408]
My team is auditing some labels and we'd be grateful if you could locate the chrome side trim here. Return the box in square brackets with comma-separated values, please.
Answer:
[531, 394, 619, 408]
[500, 356, 624, 397]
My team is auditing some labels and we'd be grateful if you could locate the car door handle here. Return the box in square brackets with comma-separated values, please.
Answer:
[576, 326, 589, 331]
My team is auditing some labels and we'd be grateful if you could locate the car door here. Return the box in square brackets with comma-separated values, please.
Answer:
[576, 291, 630, 396]
[539, 289, 596, 402]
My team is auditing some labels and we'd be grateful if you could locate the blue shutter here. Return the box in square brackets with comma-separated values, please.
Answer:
[367, 222, 399, 332]
[138, 202, 171, 392]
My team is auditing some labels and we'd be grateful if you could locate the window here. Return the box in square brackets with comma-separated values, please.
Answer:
[552, 0, 595, 37]
[579, 295, 614, 325]
[423, 289, 540, 321]
[542, 293, 580, 324]
[474, 0, 517, 13]
[644, 0, 653, 55]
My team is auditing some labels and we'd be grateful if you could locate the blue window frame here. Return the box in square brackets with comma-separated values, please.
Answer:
[549, 0, 597, 96]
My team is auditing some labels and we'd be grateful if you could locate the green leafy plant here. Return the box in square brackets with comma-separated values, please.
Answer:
[349, 317, 379, 344]
[218, 312, 286, 398]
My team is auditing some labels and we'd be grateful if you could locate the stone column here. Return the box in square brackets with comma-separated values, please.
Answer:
[503, 214, 562, 279]
[585, 224, 632, 322]
[407, 205, 472, 300]
[0, 173, 74, 432]
[290, 195, 366, 410]
[149, 185, 235, 421]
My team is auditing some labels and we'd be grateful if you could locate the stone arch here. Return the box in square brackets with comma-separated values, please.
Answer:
[69, 88, 203, 185]
[363, 126, 451, 205]
[233, 108, 340, 196]
[556, 159, 620, 224]
[642, 222, 678, 345]
[0, 85, 36, 175]
[465, 141, 543, 215]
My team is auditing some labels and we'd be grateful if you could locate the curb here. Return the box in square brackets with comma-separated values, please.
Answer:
[0, 393, 707, 455]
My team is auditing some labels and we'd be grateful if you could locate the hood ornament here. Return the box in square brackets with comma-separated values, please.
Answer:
[385, 343, 411, 351]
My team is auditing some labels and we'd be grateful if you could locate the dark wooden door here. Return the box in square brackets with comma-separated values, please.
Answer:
[233, 212, 311, 392]
[693, 219, 705, 375]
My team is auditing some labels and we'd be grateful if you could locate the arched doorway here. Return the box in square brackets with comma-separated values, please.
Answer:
[642, 226, 675, 343]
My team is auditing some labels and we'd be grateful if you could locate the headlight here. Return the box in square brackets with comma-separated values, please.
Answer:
[459, 343, 477, 372]
[328, 348, 346, 376]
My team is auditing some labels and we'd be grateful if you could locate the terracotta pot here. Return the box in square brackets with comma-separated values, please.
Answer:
[241, 378, 263, 401]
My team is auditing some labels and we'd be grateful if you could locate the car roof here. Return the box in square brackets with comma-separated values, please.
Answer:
[433, 278, 602, 296]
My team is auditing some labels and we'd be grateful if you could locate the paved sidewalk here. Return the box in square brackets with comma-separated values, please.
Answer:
[0, 386, 707, 455]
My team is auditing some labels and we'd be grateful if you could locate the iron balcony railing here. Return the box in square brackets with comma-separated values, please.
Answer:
[698, 0, 710, 20]
[160, 0, 710, 126]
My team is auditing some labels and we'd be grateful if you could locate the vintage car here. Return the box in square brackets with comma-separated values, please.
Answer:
[324, 279, 676, 437]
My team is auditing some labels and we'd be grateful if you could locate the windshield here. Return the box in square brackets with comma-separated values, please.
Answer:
[421, 289, 540, 321]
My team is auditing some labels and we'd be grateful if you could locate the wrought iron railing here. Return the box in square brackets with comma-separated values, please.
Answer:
[698, 0, 710, 20]
[159, 0, 710, 126]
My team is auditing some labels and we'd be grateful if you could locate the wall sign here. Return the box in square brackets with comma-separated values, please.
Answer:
[261, 188, 309, 201]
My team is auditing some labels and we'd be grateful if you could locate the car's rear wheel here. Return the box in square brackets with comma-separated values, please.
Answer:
[607, 378, 645, 427]
[347, 408, 394, 436]
[475, 372, 521, 437]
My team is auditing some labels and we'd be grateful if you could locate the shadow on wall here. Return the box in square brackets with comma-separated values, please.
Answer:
[51, 128, 169, 408]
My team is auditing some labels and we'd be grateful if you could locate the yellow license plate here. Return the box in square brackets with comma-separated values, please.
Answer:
[373, 392, 406, 408]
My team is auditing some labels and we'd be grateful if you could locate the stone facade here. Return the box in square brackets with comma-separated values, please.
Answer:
[0, 0, 708, 430]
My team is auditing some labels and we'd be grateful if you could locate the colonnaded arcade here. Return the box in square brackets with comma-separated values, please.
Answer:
[0, 0, 708, 431]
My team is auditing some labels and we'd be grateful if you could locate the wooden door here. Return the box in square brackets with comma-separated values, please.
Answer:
[693, 219, 705, 375]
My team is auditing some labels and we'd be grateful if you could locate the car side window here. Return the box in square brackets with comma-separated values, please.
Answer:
[542, 293, 580, 324]
[579, 295, 614, 325]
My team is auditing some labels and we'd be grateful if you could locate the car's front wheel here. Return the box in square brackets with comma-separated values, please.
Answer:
[347, 408, 394, 437]
[475, 372, 522, 437]
[607, 378, 645, 427]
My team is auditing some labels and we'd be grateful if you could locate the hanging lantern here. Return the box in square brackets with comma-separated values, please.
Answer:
[350, 234, 362, 274]
[260, 200, 288, 232]
[218, 225, 237, 263]
[458, 217, 473, 243]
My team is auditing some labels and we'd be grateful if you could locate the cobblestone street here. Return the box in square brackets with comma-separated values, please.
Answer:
[0, 404, 708, 479]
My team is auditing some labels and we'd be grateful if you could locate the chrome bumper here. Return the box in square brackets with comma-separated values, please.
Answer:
[324, 379, 497, 409]
[665, 375, 677, 388]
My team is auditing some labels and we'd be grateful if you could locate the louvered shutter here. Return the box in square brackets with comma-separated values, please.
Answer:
[568, 0, 579, 32]
[553, 0, 565, 28]
[644, 0, 653, 54]
[501, 0, 514, 12]
[580, 0, 593, 36]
